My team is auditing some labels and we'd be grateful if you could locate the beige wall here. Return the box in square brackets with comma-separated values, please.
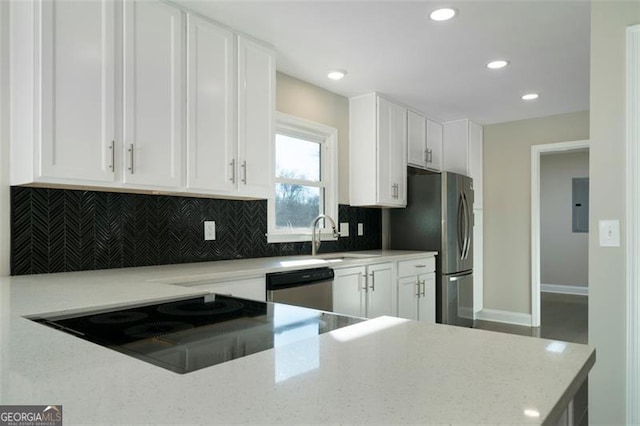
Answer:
[483, 111, 589, 313]
[589, 2, 640, 422]
[540, 151, 589, 287]
[0, 0, 9, 277]
[275, 72, 350, 205]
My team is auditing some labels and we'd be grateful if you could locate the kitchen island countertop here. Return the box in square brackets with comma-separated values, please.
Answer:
[0, 251, 594, 425]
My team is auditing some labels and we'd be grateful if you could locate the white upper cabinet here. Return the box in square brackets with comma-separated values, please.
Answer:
[123, 0, 184, 188]
[408, 110, 443, 172]
[350, 93, 407, 207]
[186, 14, 236, 193]
[468, 121, 483, 209]
[407, 110, 427, 168]
[28, 0, 116, 184]
[237, 36, 275, 198]
[443, 119, 483, 208]
[426, 118, 443, 171]
[10, 1, 275, 200]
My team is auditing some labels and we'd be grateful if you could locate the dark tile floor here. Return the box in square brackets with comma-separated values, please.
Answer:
[475, 292, 588, 344]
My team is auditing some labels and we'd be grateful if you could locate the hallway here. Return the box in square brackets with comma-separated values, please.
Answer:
[475, 292, 588, 344]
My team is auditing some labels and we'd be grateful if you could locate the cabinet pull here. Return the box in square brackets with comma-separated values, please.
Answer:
[415, 280, 421, 298]
[420, 280, 426, 297]
[128, 144, 134, 174]
[360, 273, 368, 292]
[369, 273, 375, 291]
[428, 149, 433, 164]
[241, 161, 247, 184]
[109, 141, 115, 172]
[230, 159, 236, 183]
[392, 183, 399, 199]
[415, 264, 427, 268]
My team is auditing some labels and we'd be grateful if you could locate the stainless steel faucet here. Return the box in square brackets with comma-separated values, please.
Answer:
[311, 214, 339, 256]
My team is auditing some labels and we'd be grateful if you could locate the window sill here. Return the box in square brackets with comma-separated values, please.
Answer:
[267, 231, 339, 244]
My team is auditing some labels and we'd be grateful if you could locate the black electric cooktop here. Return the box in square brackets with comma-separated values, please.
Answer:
[29, 294, 364, 374]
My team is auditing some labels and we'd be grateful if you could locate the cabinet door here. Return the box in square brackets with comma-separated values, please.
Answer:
[377, 97, 407, 206]
[443, 119, 469, 175]
[186, 15, 235, 193]
[417, 272, 436, 323]
[333, 267, 366, 317]
[468, 121, 483, 209]
[237, 36, 275, 198]
[407, 110, 427, 168]
[123, 0, 183, 188]
[366, 262, 395, 318]
[39, 0, 116, 182]
[397, 276, 419, 321]
[426, 119, 443, 172]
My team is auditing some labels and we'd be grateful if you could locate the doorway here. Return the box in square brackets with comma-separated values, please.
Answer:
[531, 140, 590, 338]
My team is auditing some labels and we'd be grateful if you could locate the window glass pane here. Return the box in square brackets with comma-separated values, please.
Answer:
[276, 134, 320, 182]
[275, 183, 321, 228]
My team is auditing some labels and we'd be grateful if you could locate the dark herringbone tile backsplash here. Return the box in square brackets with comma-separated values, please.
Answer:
[10, 187, 382, 275]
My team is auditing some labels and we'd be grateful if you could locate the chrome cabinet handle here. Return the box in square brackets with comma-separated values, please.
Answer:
[369, 273, 375, 291]
[241, 160, 247, 184]
[415, 264, 427, 268]
[109, 141, 115, 172]
[392, 183, 399, 199]
[425, 149, 429, 164]
[360, 273, 368, 292]
[415, 279, 420, 298]
[230, 159, 236, 183]
[128, 144, 134, 174]
[420, 279, 426, 297]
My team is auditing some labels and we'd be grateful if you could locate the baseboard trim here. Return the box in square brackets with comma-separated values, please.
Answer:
[475, 309, 532, 327]
[541, 284, 589, 296]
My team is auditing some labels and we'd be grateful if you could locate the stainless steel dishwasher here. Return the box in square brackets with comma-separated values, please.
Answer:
[266, 267, 334, 312]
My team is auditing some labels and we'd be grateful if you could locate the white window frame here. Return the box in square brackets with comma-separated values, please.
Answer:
[267, 112, 338, 243]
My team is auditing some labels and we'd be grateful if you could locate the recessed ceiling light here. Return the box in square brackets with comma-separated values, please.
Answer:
[486, 60, 509, 70]
[429, 8, 457, 22]
[522, 93, 539, 101]
[327, 70, 347, 80]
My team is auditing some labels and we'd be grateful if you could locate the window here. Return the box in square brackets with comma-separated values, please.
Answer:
[268, 112, 338, 243]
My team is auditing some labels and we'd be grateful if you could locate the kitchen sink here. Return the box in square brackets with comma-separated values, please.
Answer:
[315, 253, 382, 261]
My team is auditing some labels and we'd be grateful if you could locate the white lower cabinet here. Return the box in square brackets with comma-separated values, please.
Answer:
[396, 257, 436, 323]
[333, 263, 395, 318]
[191, 276, 266, 301]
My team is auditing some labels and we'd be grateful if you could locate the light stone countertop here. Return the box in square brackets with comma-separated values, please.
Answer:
[0, 250, 594, 425]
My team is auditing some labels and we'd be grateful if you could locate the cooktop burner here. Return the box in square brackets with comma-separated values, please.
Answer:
[29, 294, 364, 374]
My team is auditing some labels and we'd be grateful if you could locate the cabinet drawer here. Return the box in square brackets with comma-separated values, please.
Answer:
[398, 257, 435, 277]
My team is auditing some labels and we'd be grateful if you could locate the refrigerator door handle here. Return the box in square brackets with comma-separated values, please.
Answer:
[461, 192, 471, 260]
[457, 194, 465, 259]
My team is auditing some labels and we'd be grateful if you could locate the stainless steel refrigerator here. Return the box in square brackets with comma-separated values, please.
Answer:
[389, 172, 474, 327]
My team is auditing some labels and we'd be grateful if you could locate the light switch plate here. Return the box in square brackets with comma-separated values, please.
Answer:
[204, 221, 216, 241]
[599, 219, 620, 247]
[357, 223, 364, 236]
[339, 222, 349, 237]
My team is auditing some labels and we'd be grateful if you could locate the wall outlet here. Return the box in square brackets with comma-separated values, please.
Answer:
[357, 223, 364, 236]
[204, 221, 216, 241]
[339, 222, 349, 237]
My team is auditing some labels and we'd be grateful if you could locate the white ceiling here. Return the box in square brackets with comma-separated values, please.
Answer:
[175, 0, 590, 125]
